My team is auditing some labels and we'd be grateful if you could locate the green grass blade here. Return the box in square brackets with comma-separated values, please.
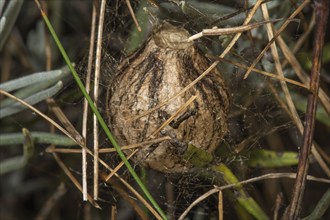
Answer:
[36, 3, 166, 219]
[247, 149, 299, 168]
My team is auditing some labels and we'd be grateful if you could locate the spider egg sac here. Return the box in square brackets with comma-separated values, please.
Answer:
[107, 22, 229, 173]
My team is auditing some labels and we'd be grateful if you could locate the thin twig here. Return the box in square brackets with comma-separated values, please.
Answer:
[273, 194, 282, 220]
[243, 0, 311, 79]
[52, 152, 100, 208]
[125, 0, 142, 32]
[262, 0, 320, 183]
[46, 99, 85, 146]
[99, 136, 171, 153]
[276, 33, 330, 116]
[104, 149, 137, 182]
[282, 12, 316, 69]
[149, 96, 197, 137]
[0, 90, 83, 146]
[188, 19, 287, 42]
[285, 0, 329, 219]
[111, 205, 117, 220]
[81, 1, 97, 202]
[218, 190, 223, 220]
[212, 56, 308, 89]
[46, 136, 171, 153]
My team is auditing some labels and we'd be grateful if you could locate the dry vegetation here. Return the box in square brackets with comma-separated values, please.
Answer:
[0, 0, 329, 220]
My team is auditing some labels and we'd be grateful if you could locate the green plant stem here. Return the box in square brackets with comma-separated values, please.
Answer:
[35, 2, 167, 219]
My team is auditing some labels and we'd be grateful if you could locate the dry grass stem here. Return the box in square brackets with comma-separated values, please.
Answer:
[52, 152, 100, 208]
[99, 136, 172, 153]
[262, 2, 302, 153]
[111, 205, 117, 220]
[188, 19, 286, 42]
[46, 148, 82, 153]
[282, 12, 316, 69]
[277, 34, 330, 115]
[104, 149, 137, 182]
[179, 188, 219, 220]
[276, 38, 330, 177]
[218, 190, 223, 220]
[268, 83, 292, 117]
[273, 194, 282, 220]
[91, 149, 163, 219]
[46, 136, 172, 154]
[125, 0, 142, 32]
[269, 72, 329, 177]
[46, 99, 86, 146]
[93, 0, 107, 200]
[261, 2, 330, 178]
[81, 2, 97, 201]
[149, 96, 197, 137]
[165, 181, 175, 220]
[89, 147, 162, 219]
[214, 57, 308, 89]
[219, 0, 263, 58]
[243, 0, 311, 79]
[0, 90, 84, 147]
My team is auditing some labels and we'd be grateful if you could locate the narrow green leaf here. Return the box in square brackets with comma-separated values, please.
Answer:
[0, 131, 76, 146]
[247, 149, 299, 168]
[213, 163, 269, 220]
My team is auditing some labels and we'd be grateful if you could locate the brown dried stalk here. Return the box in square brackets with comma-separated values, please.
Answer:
[284, 0, 329, 219]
